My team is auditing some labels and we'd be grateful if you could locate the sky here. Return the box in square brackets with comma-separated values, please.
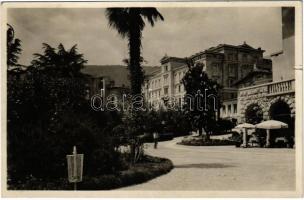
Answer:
[8, 7, 282, 66]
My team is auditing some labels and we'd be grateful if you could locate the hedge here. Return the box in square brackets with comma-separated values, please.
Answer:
[8, 155, 173, 190]
[178, 137, 236, 146]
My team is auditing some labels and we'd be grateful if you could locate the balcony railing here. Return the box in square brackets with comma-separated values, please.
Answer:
[267, 79, 295, 96]
[239, 79, 295, 97]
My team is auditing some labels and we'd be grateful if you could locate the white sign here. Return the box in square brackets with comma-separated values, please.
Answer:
[67, 146, 84, 184]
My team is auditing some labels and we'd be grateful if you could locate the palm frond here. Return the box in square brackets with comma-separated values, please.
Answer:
[106, 8, 130, 38]
[140, 8, 164, 26]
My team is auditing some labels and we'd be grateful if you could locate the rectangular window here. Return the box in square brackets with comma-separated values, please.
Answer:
[228, 79, 234, 87]
[242, 54, 248, 61]
[228, 53, 233, 60]
[213, 63, 218, 75]
[233, 104, 237, 113]
[228, 65, 233, 74]
[163, 74, 168, 84]
[164, 87, 168, 95]
[228, 64, 237, 77]
[228, 105, 231, 114]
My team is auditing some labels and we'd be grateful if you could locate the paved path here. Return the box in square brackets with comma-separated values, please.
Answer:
[119, 137, 295, 191]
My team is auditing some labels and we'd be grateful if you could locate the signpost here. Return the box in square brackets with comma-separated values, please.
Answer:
[67, 146, 83, 190]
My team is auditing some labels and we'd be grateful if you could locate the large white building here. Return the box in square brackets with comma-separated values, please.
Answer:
[143, 43, 272, 120]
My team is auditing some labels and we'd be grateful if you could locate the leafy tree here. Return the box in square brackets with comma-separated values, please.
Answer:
[182, 61, 221, 140]
[31, 43, 87, 77]
[157, 109, 191, 136]
[7, 24, 22, 67]
[28, 43, 88, 125]
[245, 104, 263, 124]
[214, 118, 236, 133]
[106, 8, 164, 95]
[7, 43, 100, 182]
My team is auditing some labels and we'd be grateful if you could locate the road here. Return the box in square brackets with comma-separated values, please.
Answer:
[119, 137, 295, 191]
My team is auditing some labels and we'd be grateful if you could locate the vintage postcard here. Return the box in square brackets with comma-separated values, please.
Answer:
[1, 1, 303, 198]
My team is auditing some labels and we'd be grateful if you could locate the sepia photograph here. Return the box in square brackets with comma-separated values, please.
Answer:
[1, 1, 303, 197]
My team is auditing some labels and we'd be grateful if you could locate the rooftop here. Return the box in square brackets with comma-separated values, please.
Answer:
[81, 65, 160, 88]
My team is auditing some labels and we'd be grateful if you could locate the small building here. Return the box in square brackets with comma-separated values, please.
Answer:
[82, 65, 159, 105]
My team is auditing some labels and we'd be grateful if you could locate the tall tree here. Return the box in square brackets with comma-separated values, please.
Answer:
[106, 8, 164, 95]
[182, 61, 221, 140]
[31, 43, 87, 77]
[7, 24, 22, 67]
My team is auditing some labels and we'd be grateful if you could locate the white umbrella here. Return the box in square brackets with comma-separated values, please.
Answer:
[235, 123, 255, 129]
[234, 123, 255, 148]
[255, 120, 288, 129]
[231, 128, 241, 133]
[255, 120, 288, 147]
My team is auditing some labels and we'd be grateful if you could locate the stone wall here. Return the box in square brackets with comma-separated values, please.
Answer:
[237, 80, 295, 123]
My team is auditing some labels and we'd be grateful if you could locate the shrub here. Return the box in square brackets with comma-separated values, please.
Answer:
[9, 156, 173, 190]
[7, 69, 126, 184]
[7, 108, 127, 183]
[211, 118, 236, 134]
[179, 136, 236, 146]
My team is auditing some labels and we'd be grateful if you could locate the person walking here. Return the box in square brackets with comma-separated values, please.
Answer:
[153, 132, 159, 149]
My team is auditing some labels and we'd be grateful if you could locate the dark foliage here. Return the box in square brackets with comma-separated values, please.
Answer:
[7, 24, 22, 67]
[211, 118, 236, 134]
[9, 156, 173, 190]
[179, 138, 236, 146]
[182, 61, 222, 139]
[7, 43, 126, 186]
[245, 104, 263, 124]
[158, 109, 192, 136]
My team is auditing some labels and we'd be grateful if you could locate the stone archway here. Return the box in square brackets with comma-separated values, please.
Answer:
[269, 100, 291, 122]
[267, 95, 295, 119]
[269, 99, 294, 138]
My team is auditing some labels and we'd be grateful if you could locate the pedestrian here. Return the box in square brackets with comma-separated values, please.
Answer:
[153, 132, 159, 149]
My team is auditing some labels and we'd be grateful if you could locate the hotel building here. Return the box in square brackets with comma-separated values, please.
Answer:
[142, 42, 272, 120]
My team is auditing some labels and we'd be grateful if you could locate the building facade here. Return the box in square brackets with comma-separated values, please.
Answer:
[237, 7, 295, 138]
[143, 43, 272, 120]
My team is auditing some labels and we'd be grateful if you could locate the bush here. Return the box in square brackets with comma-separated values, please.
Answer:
[8, 156, 173, 190]
[178, 136, 236, 146]
[211, 118, 236, 134]
[7, 108, 127, 183]
[160, 109, 192, 136]
[7, 68, 127, 184]
[143, 109, 191, 137]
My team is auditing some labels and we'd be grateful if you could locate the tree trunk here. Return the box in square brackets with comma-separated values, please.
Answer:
[205, 130, 210, 141]
[128, 9, 143, 95]
[130, 143, 136, 163]
[198, 128, 202, 136]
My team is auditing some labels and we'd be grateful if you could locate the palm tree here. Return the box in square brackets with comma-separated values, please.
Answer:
[106, 8, 164, 95]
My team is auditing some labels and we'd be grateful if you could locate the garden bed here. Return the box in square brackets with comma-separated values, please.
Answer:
[8, 155, 173, 190]
[178, 136, 236, 146]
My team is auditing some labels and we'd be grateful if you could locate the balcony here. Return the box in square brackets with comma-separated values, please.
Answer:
[267, 79, 295, 96]
[239, 79, 295, 97]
